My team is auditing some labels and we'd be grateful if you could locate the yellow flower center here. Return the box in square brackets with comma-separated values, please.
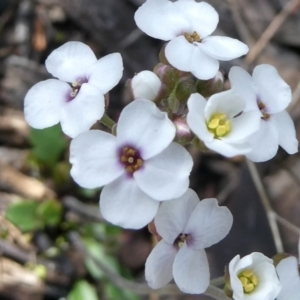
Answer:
[120, 147, 143, 173]
[238, 269, 259, 293]
[207, 113, 231, 138]
[184, 31, 201, 43]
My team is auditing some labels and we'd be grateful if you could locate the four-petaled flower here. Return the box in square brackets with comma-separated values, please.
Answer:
[187, 91, 261, 157]
[229, 64, 298, 162]
[145, 189, 233, 294]
[70, 99, 193, 229]
[276, 238, 300, 300]
[24, 41, 123, 138]
[228, 252, 281, 300]
[134, 0, 249, 80]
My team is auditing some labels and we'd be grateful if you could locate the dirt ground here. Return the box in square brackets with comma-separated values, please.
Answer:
[0, 0, 300, 299]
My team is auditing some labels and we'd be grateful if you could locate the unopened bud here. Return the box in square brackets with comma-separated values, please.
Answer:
[173, 117, 194, 145]
[196, 70, 224, 98]
[158, 43, 169, 65]
[272, 252, 291, 266]
[176, 77, 196, 104]
[130, 70, 162, 101]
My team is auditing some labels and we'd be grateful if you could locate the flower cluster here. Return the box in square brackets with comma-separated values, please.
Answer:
[23, 0, 299, 298]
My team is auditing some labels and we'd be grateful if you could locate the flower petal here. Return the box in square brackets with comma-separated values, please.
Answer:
[165, 36, 219, 80]
[246, 119, 279, 162]
[145, 240, 177, 289]
[228, 66, 259, 112]
[184, 198, 233, 249]
[199, 36, 249, 61]
[174, 1, 218, 38]
[277, 257, 300, 300]
[205, 139, 251, 157]
[87, 53, 123, 94]
[24, 79, 68, 129]
[252, 261, 282, 300]
[134, 0, 190, 41]
[134, 142, 193, 200]
[253, 64, 291, 114]
[173, 245, 209, 294]
[117, 99, 175, 160]
[271, 111, 298, 154]
[229, 255, 244, 300]
[45, 41, 97, 82]
[70, 130, 123, 188]
[155, 189, 199, 244]
[100, 175, 159, 229]
[131, 70, 162, 101]
[222, 111, 261, 143]
[187, 93, 214, 142]
[204, 90, 245, 120]
[60, 84, 105, 138]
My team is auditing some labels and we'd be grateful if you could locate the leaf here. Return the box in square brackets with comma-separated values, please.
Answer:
[83, 238, 119, 280]
[104, 282, 139, 300]
[68, 280, 99, 300]
[6, 201, 41, 232]
[37, 199, 63, 226]
[29, 124, 66, 165]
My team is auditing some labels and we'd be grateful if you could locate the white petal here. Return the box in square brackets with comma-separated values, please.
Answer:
[277, 257, 300, 300]
[145, 240, 177, 289]
[187, 93, 214, 142]
[117, 99, 175, 160]
[60, 84, 105, 138]
[229, 255, 245, 300]
[173, 245, 209, 294]
[45, 41, 97, 82]
[24, 79, 68, 129]
[100, 175, 159, 229]
[223, 111, 261, 143]
[155, 189, 199, 244]
[184, 198, 233, 249]
[205, 139, 251, 157]
[252, 261, 281, 300]
[131, 70, 161, 101]
[253, 64, 291, 114]
[134, 142, 193, 200]
[246, 119, 279, 162]
[271, 111, 298, 154]
[174, 1, 218, 38]
[199, 36, 249, 61]
[87, 53, 123, 94]
[165, 36, 219, 80]
[205, 90, 245, 120]
[228, 66, 259, 112]
[70, 130, 123, 188]
[134, 0, 190, 41]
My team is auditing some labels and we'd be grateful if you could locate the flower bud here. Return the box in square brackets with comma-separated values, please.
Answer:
[173, 117, 194, 145]
[158, 43, 169, 65]
[196, 70, 224, 98]
[129, 70, 162, 101]
[175, 77, 196, 104]
[273, 252, 291, 266]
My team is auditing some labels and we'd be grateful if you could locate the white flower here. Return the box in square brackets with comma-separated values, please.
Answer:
[276, 238, 300, 300]
[145, 189, 233, 294]
[229, 65, 298, 162]
[134, 0, 248, 80]
[228, 252, 281, 300]
[187, 91, 261, 157]
[70, 99, 193, 229]
[24, 41, 123, 138]
[131, 70, 162, 100]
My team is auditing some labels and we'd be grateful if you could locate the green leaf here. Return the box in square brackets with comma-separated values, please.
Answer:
[6, 201, 41, 232]
[37, 199, 63, 226]
[29, 124, 66, 165]
[104, 283, 139, 300]
[83, 238, 119, 280]
[68, 280, 99, 300]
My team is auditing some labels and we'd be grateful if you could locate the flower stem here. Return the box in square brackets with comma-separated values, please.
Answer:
[100, 113, 115, 129]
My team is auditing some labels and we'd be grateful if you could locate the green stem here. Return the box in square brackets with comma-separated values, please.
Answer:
[100, 114, 115, 130]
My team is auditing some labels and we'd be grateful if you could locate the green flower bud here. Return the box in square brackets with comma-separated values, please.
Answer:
[196, 70, 224, 98]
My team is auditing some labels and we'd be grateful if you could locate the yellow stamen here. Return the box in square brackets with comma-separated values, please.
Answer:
[238, 269, 259, 294]
[207, 113, 231, 138]
[184, 31, 201, 43]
